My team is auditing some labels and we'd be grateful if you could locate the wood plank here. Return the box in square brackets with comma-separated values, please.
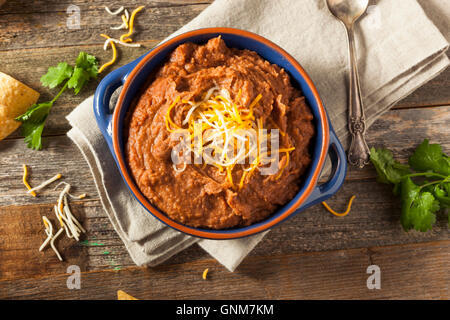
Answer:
[0, 42, 448, 139]
[1, 175, 448, 281]
[1, 106, 448, 207]
[0, 0, 210, 50]
[1, 0, 448, 110]
[0, 43, 158, 140]
[0, 241, 448, 299]
[394, 70, 450, 109]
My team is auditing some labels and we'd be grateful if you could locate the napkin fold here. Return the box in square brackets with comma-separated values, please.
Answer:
[67, 0, 449, 272]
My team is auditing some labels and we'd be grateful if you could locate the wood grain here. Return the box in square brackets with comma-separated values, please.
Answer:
[1, 106, 448, 206]
[1, 176, 448, 281]
[0, 0, 449, 300]
[0, 1, 211, 50]
[1, 241, 448, 299]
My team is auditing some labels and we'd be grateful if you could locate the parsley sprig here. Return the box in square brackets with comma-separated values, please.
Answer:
[15, 52, 99, 150]
[370, 139, 450, 232]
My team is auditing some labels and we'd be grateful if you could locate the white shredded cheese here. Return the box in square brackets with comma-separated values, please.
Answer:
[103, 37, 141, 50]
[27, 173, 62, 194]
[50, 228, 64, 261]
[39, 216, 53, 252]
[105, 6, 124, 15]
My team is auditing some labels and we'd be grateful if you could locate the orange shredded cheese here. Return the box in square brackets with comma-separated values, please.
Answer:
[99, 34, 118, 73]
[22, 164, 36, 197]
[121, 13, 129, 29]
[119, 6, 145, 43]
[322, 195, 356, 217]
[202, 268, 209, 280]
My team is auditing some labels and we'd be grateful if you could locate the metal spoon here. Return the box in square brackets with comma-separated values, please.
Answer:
[326, 0, 370, 168]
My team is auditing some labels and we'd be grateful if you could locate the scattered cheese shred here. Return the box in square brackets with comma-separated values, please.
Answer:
[39, 216, 63, 261]
[202, 268, 209, 280]
[39, 216, 53, 251]
[27, 173, 62, 194]
[322, 195, 356, 217]
[99, 34, 118, 73]
[22, 164, 36, 197]
[119, 6, 145, 43]
[23, 167, 88, 263]
[110, 9, 129, 30]
[50, 228, 64, 261]
[103, 37, 141, 50]
[105, 6, 124, 15]
[122, 11, 129, 29]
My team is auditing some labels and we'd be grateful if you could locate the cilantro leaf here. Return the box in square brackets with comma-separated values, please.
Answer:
[409, 139, 450, 176]
[40, 62, 73, 89]
[15, 101, 53, 123]
[21, 119, 46, 150]
[67, 67, 91, 95]
[370, 147, 410, 185]
[67, 52, 99, 95]
[400, 178, 439, 232]
[15, 51, 99, 150]
[433, 184, 450, 209]
[15, 101, 54, 150]
[75, 51, 99, 78]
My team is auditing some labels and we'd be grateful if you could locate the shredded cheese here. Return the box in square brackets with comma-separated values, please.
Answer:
[26, 167, 87, 263]
[119, 6, 145, 43]
[99, 34, 118, 73]
[50, 228, 64, 261]
[165, 88, 295, 189]
[105, 6, 124, 15]
[202, 268, 209, 280]
[110, 9, 130, 30]
[103, 37, 141, 50]
[22, 164, 36, 197]
[39, 216, 53, 251]
[27, 173, 62, 194]
[39, 216, 63, 261]
[322, 195, 356, 217]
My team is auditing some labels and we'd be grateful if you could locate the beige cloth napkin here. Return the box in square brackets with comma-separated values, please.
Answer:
[67, 0, 449, 272]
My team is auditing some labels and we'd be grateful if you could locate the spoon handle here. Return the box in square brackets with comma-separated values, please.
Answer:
[345, 26, 370, 168]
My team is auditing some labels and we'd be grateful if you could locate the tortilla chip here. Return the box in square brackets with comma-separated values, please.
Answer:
[117, 290, 139, 300]
[0, 72, 40, 140]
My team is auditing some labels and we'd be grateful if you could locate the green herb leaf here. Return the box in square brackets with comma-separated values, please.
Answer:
[75, 52, 99, 78]
[16, 51, 99, 150]
[40, 62, 73, 89]
[67, 67, 91, 95]
[15, 101, 53, 123]
[400, 178, 439, 232]
[15, 101, 54, 150]
[21, 119, 46, 150]
[67, 52, 99, 95]
[409, 139, 450, 176]
[370, 147, 410, 185]
[433, 184, 450, 209]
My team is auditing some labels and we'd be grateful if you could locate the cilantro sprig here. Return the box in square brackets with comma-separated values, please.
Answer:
[370, 139, 450, 232]
[15, 52, 98, 150]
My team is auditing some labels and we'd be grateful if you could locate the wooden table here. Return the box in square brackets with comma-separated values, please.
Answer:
[0, 0, 449, 300]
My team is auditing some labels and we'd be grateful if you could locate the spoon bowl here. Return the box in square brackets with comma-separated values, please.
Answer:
[326, 0, 369, 28]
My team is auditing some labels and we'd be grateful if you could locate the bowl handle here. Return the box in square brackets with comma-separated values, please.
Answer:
[294, 128, 347, 212]
[93, 56, 145, 153]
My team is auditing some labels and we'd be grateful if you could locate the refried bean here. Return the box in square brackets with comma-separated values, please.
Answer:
[126, 37, 315, 229]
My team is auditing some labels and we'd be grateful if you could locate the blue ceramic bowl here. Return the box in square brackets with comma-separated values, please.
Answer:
[94, 27, 347, 239]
